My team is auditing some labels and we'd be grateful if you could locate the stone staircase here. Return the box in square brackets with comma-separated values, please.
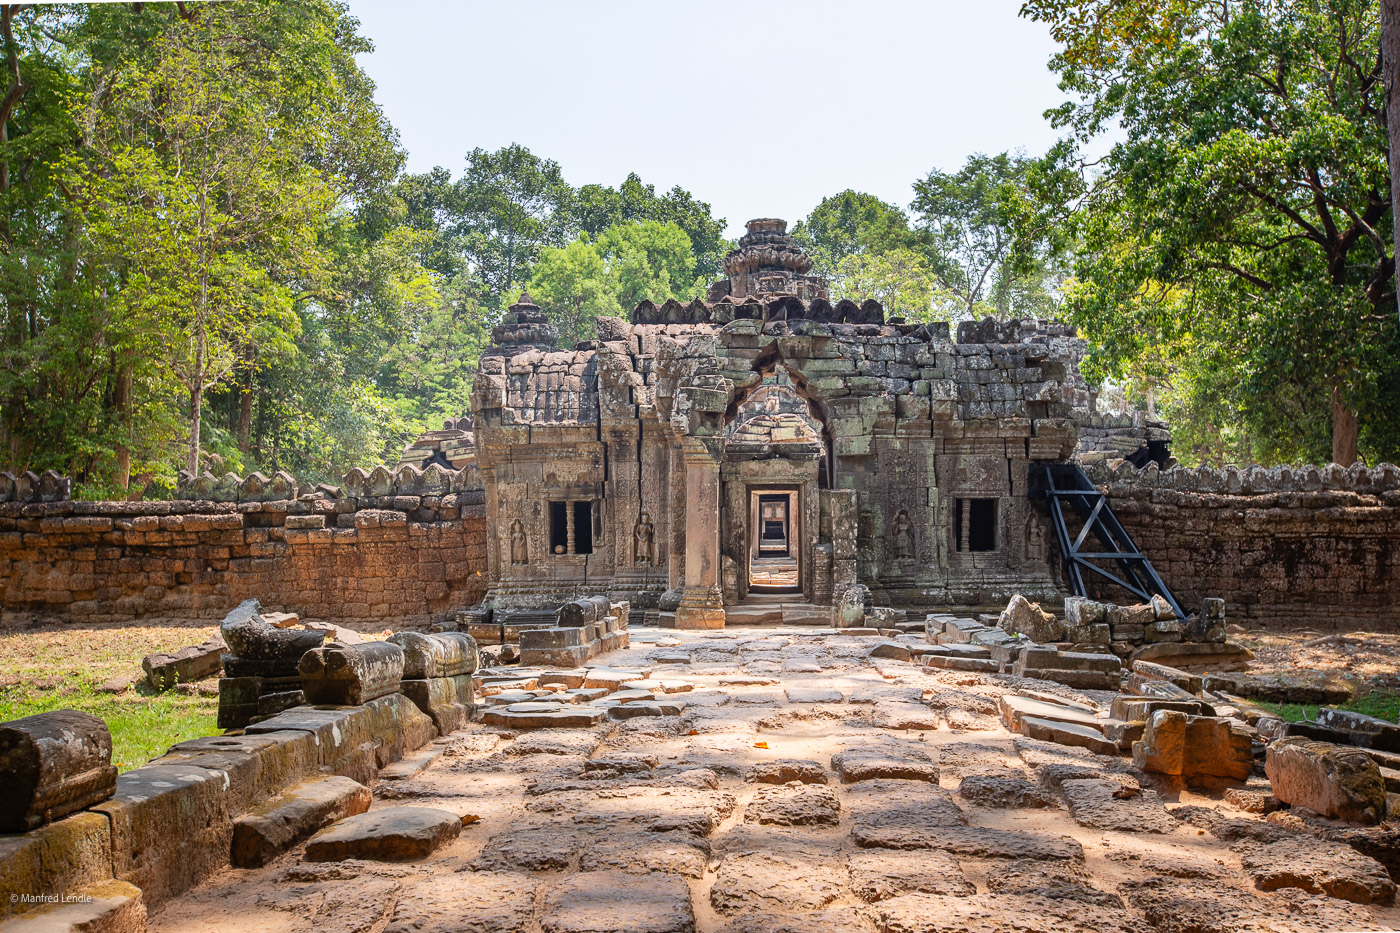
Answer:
[725, 592, 830, 627]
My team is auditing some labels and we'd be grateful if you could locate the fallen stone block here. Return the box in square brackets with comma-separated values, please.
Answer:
[387, 631, 479, 679]
[399, 674, 475, 734]
[1266, 738, 1388, 824]
[0, 710, 118, 833]
[1130, 641, 1253, 671]
[220, 598, 326, 677]
[1205, 673, 1352, 706]
[1017, 646, 1121, 673]
[1000, 594, 1064, 643]
[231, 776, 372, 868]
[1126, 675, 1205, 705]
[1017, 668, 1121, 691]
[606, 701, 684, 720]
[1130, 660, 1204, 695]
[300, 641, 405, 706]
[556, 595, 612, 627]
[1064, 596, 1106, 626]
[1224, 787, 1280, 814]
[1316, 707, 1400, 754]
[1110, 696, 1211, 722]
[922, 654, 1000, 673]
[304, 807, 462, 862]
[1020, 717, 1118, 756]
[1133, 710, 1253, 785]
[142, 639, 224, 691]
[999, 694, 1103, 734]
[869, 641, 912, 661]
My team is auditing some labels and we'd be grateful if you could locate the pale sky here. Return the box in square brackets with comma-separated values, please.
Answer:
[343, 1, 1072, 239]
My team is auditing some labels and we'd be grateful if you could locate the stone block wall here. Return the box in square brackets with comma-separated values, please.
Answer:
[0, 466, 488, 626]
[1087, 461, 1400, 628]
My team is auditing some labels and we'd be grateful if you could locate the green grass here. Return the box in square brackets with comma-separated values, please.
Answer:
[0, 684, 216, 772]
[0, 623, 222, 771]
[1253, 692, 1400, 726]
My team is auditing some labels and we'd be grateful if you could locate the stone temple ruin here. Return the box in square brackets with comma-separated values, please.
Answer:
[469, 218, 1167, 632]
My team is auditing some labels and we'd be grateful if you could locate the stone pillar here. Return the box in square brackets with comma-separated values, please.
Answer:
[676, 439, 726, 630]
[959, 498, 971, 553]
[566, 501, 577, 555]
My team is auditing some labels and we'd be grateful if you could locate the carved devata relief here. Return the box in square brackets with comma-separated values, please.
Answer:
[510, 519, 528, 565]
[634, 512, 654, 566]
[1026, 515, 1047, 564]
[892, 510, 914, 560]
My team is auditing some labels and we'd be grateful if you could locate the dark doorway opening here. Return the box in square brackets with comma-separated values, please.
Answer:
[549, 502, 568, 553]
[573, 501, 594, 555]
[954, 498, 999, 553]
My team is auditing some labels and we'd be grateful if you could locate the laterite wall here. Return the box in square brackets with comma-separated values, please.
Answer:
[0, 466, 488, 626]
[1090, 462, 1400, 629]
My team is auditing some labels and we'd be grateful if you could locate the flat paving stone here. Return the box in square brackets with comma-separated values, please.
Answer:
[1237, 836, 1398, 904]
[386, 871, 538, 933]
[957, 775, 1059, 809]
[304, 807, 462, 862]
[746, 759, 829, 785]
[1060, 778, 1178, 834]
[542, 869, 695, 933]
[711, 851, 847, 915]
[744, 784, 841, 826]
[872, 701, 942, 731]
[872, 893, 1138, 933]
[846, 779, 968, 848]
[833, 740, 940, 783]
[784, 685, 845, 704]
[577, 832, 710, 878]
[848, 849, 976, 901]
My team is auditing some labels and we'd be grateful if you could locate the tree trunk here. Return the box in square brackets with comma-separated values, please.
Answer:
[187, 379, 202, 476]
[1384, 0, 1400, 323]
[111, 364, 132, 491]
[1331, 383, 1359, 466]
[237, 348, 253, 454]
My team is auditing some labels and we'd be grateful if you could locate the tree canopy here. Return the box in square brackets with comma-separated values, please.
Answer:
[1020, 0, 1400, 466]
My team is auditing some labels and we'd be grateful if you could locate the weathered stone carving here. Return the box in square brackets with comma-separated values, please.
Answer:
[892, 511, 914, 561]
[0, 710, 117, 832]
[299, 641, 405, 706]
[510, 519, 528, 565]
[634, 512, 654, 565]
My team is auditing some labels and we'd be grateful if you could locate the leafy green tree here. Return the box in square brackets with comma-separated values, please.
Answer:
[826, 248, 953, 322]
[792, 191, 916, 275]
[527, 239, 621, 345]
[596, 220, 699, 309]
[1021, 0, 1399, 465]
[572, 173, 728, 281]
[451, 144, 574, 305]
[912, 152, 1062, 318]
[528, 220, 701, 344]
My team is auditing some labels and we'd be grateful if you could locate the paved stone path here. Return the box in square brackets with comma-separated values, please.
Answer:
[150, 629, 1400, 933]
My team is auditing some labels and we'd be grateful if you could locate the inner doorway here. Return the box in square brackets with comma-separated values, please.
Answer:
[749, 490, 800, 591]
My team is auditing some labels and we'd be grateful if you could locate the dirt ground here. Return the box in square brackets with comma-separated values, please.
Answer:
[1234, 625, 1400, 695]
[147, 628, 1400, 933]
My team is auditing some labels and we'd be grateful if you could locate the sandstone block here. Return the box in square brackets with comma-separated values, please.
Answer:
[0, 812, 113, 918]
[999, 594, 1063, 642]
[1064, 596, 1106, 626]
[1129, 660, 1204, 695]
[1239, 836, 1396, 904]
[832, 741, 939, 783]
[1133, 710, 1187, 776]
[92, 763, 232, 909]
[1266, 738, 1388, 824]
[386, 631, 479, 679]
[304, 806, 461, 862]
[299, 641, 404, 706]
[0, 711, 117, 833]
[399, 674, 475, 734]
[2, 880, 146, 932]
[543, 870, 693, 933]
[219, 598, 325, 674]
[141, 639, 223, 690]
[231, 776, 372, 868]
